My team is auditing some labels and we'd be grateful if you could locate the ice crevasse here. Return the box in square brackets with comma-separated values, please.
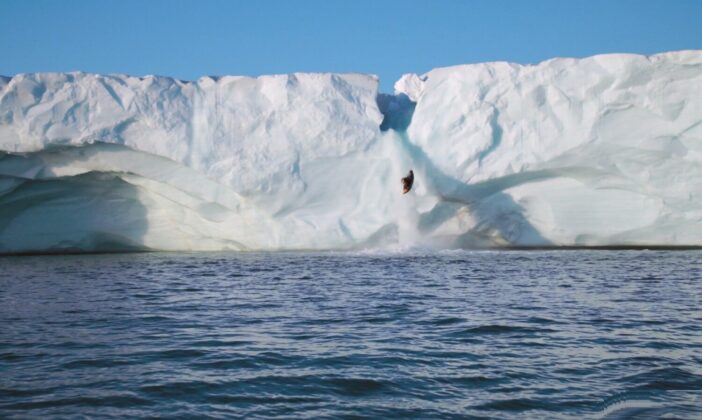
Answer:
[0, 51, 701, 253]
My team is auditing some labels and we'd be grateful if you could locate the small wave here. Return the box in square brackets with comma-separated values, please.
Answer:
[1, 395, 152, 410]
[594, 394, 662, 420]
[449, 324, 555, 336]
[134, 348, 208, 361]
[327, 377, 388, 396]
[205, 394, 324, 405]
[139, 381, 218, 398]
[61, 358, 133, 369]
[424, 316, 464, 326]
[187, 339, 253, 348]
[623, 367, 702, 391]
[189, 359, 260, 370]
[431, 375, 502, 387]
[474, 397, 546, 411]
[525, 316, 563, 325]
[0, 387, 56, 398]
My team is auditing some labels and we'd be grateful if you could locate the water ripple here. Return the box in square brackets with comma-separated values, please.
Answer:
[0, 250, 700, 417]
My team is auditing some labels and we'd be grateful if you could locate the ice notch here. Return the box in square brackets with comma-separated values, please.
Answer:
[376, 93, 416, 132]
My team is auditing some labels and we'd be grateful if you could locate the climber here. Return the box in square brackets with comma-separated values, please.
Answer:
[402, 170, 414, 194]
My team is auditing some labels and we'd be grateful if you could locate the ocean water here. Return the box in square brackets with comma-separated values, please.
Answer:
[0, 250, 700, 418]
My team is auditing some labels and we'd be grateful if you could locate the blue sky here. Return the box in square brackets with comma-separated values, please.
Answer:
[1, 0, 700, 92]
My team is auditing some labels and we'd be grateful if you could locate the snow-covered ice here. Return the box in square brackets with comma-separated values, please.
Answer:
[396, 51, 702, 247]
[0, 51, 701, 252]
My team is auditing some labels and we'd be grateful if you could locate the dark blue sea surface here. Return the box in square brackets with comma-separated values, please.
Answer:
[0, 250, 701, 418]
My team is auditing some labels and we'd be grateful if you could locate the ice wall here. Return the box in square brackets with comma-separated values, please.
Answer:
[396, 51, 702, 246]
[0, 72, 399, 252]
[1, 51, 701, 253]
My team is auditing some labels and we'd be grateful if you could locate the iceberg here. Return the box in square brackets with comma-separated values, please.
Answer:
[0, 51, 701, 253]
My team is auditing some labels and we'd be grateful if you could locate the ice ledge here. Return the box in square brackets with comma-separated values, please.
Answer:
[393, 50, 702, 102]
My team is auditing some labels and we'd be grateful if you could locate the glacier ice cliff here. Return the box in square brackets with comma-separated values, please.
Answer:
[1, 51, 701, 253]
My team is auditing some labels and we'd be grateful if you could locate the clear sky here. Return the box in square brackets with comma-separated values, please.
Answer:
[1, 0, 701, 92]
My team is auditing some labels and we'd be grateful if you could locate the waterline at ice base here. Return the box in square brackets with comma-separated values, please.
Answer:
[1, 51, 701, 253]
